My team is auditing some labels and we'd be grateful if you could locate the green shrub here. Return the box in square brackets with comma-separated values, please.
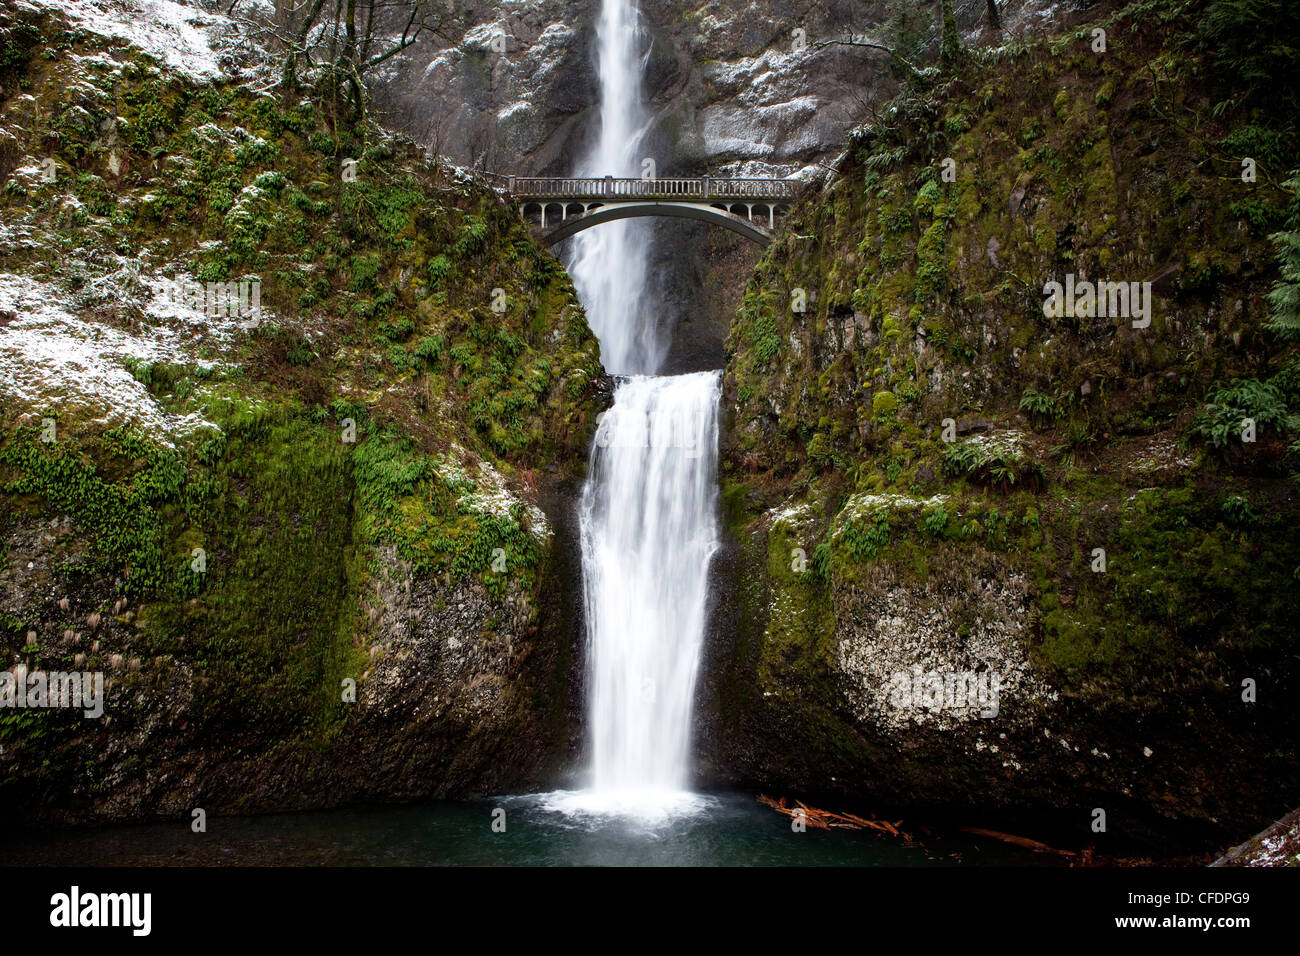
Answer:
[1196, 0, 1300, 112]
[942, 435, 1045, 489]
[747, 312, 780, 369]
[453, 215, 489, 257]
[840, 512, 891, 562]
[377, 316, 416, 342]
[1190, 378, 1291, 447]
[913, 179, 941, 215]
[920, 503, 950, 537]
[349, 255, 380, 292]
[426, 253, 451, 285]
[1221, 494, 1258, 527]
[1218, 125, 1289, 174]
[415, 335, 444, 363]
[0, 426, 196, 599]
[1019, 388, 1066, 423]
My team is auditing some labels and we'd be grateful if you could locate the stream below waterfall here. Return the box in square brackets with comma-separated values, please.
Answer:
[0, 796, 1062, 866]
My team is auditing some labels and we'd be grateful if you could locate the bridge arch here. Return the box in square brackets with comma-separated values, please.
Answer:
[540, 201, 771, 247]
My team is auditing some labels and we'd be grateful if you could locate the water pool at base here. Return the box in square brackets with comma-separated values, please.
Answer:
[3, 791, 1057, 867]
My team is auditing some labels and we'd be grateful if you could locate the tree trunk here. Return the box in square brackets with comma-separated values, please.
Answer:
[344, 0, 358, 66]
[982, 0, 1003, 32]
[940, 0, 962, 64]
[343, 0, 363, 118]
[282, 0, 328, 89]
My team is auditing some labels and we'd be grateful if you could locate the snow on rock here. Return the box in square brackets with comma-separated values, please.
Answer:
[767, 498, 816, 530]
[1128, 432, 1196, 476]
[16, 0, 244, 81]
[0, 272, 246, 443]
[437, 444, 550, 542]
[834, 491, 951, 532]
[832, 556, 1058, 735]
[1213, 807, 1300, 866]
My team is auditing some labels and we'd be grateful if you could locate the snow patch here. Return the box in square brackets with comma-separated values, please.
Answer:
[768, 499, 815, 529]
[18, 0, 237, 80]
[437, 444, 549, 542]
[835, 491, 950, 530]
[0, 273, 241, 443]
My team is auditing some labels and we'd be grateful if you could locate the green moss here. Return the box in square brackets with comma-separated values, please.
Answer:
[1035, 486, 1300, 675]
[1, 425, 196, 600]
[350, 432, 543, 594]
[914, 219, 948, 302]
[0, 13, 609, 805]
[872, 390, 898, 419]
[1095, 77, 1115, 108]
[913, 179, 942, 216]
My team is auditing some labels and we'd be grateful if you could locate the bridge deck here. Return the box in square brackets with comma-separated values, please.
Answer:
[496, 176, 798, 203]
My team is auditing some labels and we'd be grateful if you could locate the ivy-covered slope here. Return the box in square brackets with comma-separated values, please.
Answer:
[0, 4, 605, 823]
[705, 0, 1300, 846]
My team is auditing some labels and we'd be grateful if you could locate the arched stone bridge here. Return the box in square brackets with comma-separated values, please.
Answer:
[490, 175, 799, 246]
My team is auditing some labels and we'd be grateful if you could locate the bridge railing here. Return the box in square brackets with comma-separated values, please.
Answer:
[506, 176, 799, 202]
[705, 178, 800, 200]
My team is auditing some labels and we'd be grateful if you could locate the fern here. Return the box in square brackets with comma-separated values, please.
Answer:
[1191, 378, 1290, 447]
[864, 144, 908, 172]
[1019, 388, 1066, 422]
[920, 504, 950, 537]
[1265, 173, 1300, 339]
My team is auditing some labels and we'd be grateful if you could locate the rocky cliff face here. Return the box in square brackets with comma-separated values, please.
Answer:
[375, 1, 1077, 374]
[8, 0, 1288, 850]
[379, 0, 1071, 177]
[376, 0, 861, 177]
[701, 0, 1300, 846]
[0, 1, 606, 824]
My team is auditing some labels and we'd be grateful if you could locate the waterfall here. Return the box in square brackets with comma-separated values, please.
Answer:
[555, 0, 720, 819]
[580, 373, 722, 805]
[565, 0, 661, 377]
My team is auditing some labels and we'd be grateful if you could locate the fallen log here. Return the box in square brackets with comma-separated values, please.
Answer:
[960, 826, 1076, 856]
[758, 795, 906, 838]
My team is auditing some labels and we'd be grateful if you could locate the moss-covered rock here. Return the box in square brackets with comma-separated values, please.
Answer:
[705, 0, 1300, 847]
[0, 3, 605, 824]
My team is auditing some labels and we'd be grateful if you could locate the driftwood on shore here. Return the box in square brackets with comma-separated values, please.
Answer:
[757, 794, 1092, 861]
[757, 794, 912, 842]
[959, 826, 1076, 857]
[758, 796, 1209, 865]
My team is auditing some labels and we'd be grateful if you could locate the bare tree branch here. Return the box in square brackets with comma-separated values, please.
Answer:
[814, 34, 922, 81]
